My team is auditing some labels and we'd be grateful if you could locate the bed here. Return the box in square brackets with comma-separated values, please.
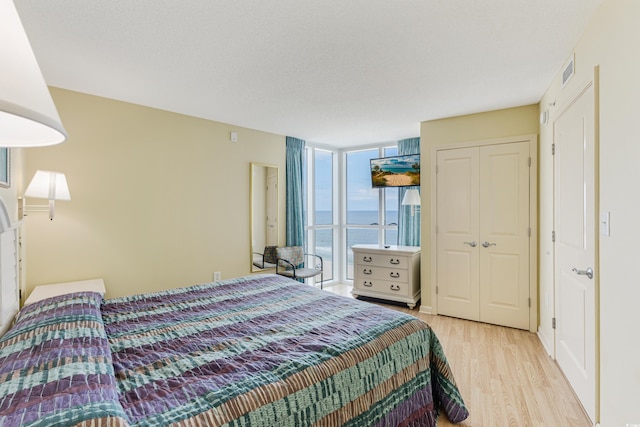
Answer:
[0, 274, 468, 426]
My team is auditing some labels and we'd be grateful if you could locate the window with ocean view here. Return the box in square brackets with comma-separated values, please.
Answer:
[345, 146, 398, 280]
[305, 148, 335, 283]
[305, 143, 399, 284]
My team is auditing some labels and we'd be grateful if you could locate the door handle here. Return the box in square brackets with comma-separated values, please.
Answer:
[572, 267, 594, 280]
[464, 241, 477, 247]
[482, 241, 496, 248]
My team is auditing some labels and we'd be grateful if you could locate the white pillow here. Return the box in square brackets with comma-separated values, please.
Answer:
[24, 278, 106, 306]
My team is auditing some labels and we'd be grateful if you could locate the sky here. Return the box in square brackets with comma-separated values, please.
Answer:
[312, 146, 400, 213]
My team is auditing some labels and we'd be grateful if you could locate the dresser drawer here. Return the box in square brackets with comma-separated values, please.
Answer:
[353, 279, 410, 297]
[357, 266, 408, 282]
[355, 253, 408, 269]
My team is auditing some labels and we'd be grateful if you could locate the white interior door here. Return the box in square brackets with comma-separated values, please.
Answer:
[554, 83, 596, 423]
[436, 147, 480, 321]
[479, 142, 531, 330]
[265, 169, 278, 246]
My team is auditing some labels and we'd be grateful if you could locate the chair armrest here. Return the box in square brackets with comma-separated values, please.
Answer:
[304, 253, 323, 268]
[276, 257, 297, 273]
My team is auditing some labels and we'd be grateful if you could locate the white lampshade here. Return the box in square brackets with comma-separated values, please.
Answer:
[23, 170, 70, 220]
[401, 189, 421, 206]
[0, 0, 67, 147]
[25, 170, 70, 201]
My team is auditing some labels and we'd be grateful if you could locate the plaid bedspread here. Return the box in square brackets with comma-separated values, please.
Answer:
[0, 274, 468, 426]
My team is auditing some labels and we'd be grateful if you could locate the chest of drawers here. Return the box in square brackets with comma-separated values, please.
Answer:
[351, 244, 420, 309]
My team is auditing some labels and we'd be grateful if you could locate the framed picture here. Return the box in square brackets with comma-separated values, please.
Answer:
[0, 148, 9, 188]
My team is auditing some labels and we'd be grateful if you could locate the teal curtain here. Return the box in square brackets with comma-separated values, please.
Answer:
[286, 136, 306, 246]
[397, 137, 420, 246]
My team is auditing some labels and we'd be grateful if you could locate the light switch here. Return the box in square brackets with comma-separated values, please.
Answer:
[600, 211, 610, 236]
[230, 132, 238, 142]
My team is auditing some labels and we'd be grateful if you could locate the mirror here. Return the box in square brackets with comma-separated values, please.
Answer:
[250, 163, 279, 272]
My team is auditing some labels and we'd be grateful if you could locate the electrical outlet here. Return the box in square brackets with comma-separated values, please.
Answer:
[213, 272, 221, 281]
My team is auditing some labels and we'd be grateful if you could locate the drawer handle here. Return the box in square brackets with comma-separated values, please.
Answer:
[390, 284, 401, 291]
[363, 269, 372, 275]
[389, 258, 400, 265]
[389, 272, 400, 279]
[363, 256, 372, 262]
[363, 281, 373, 287]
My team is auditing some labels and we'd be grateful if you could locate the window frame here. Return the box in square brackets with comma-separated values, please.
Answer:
[304, 141, 398, 285]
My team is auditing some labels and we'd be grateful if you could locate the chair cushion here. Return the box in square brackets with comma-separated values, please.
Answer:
[278, 267, 322, 279]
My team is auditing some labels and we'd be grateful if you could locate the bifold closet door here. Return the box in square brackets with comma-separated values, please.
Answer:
[436, 142, 530, 329]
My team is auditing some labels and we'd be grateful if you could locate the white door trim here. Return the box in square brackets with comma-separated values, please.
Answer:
[430, 134, 538, 332]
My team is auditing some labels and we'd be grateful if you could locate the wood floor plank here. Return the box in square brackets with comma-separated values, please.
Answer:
[323, 283, 592, 426]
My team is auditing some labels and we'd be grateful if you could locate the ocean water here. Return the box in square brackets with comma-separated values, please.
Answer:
[310, 210, 398, 259]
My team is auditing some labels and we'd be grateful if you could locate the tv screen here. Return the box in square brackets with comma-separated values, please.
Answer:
[370, 154, 420, 188]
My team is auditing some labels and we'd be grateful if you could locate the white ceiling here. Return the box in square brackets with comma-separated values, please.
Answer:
[16, 0, 604, 148]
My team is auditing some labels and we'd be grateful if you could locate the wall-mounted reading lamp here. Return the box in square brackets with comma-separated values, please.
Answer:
[401, 189, 421, 216]
[19, 171, 70, 220]
[0, 0, 67, 147]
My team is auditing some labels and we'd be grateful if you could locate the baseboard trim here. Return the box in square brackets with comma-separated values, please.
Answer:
[419, 305, 433, 315]
[537, 329, 554, 357]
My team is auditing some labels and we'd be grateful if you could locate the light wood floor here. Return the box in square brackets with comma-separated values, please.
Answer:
[323, 283, 591, 427]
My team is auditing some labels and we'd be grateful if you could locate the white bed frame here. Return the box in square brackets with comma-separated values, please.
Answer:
[0, 197, 20, 337]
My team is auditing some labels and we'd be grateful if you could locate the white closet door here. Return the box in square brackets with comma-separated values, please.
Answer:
[478, 141, 531, 330]
[436, 147, 480, 321]
[436, 141, 531, 330]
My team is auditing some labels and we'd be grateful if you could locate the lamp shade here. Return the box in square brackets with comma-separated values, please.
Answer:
[24, 170, 70, 201]
[0, 0, 67, 147]
[401, 189, 421, 206]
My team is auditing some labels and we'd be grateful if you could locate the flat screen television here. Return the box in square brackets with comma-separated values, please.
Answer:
[370, 154, 420, 188]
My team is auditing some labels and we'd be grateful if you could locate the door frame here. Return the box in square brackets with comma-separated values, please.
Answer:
[430, 134, 538, 332]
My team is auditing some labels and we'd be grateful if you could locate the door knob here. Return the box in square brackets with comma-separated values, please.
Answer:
[482, 241, 496, 248]
[464, 241, 477, 247]
[572, 267, 594, 280]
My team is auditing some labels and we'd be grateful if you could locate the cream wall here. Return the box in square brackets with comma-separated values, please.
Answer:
[419, 105, 539, 311]
[538, 0, 640, 425]
[23, 88, 285, 299]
